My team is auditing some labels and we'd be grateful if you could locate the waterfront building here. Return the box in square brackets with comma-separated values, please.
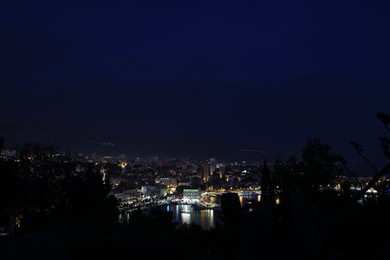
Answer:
[183, 189, 201, 204]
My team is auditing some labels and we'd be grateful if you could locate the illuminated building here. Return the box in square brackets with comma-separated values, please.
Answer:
[183, 189, 201, 204]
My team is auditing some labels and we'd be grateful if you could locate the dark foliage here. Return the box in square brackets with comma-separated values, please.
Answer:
[302, 137, 343, 190]
[0, 143, 119, 233]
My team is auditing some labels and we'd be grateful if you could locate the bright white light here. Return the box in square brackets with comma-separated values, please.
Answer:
[181, 213, 191, 225]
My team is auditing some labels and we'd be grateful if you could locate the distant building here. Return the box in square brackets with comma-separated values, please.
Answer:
[113, 189, 142, 203]
[209, 157, 217, 176]
[156, 177, 178, 187]
[203, 162, 210, 182]
[178, 182, 191, 187]
[216, 163, 225, 179]
[110, 177, 121, 188]
[203, 158, 218, 182]
[141, 185, 166, 198]
[183, 189, 201, 204]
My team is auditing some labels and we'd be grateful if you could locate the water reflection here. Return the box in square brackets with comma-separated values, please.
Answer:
[181, 212, 191, 225]
[166, 204, 221, 230]
[119, 192, 263, 230]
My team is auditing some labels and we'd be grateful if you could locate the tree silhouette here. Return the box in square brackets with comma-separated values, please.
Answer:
[64, 165, 119, 229]
[0, 136, 4, 154]
[301, 137, 343, 191]
[0, 142, 119, 232]
[313, 112, 390, 258]
[260, 161, 275, 206]
[350, 112, 390, 201]
[0, 140, 19, 232]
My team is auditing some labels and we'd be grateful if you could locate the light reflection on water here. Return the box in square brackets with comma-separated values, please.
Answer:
[167, 204, 222, 230]
[119, 193, 263, 230]
[181, 212, 191, 225]
[119, 204, 223, 231]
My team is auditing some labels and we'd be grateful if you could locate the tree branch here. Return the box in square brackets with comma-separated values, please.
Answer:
[376, 112, 390, 134]
[354, 162, 390, 201]
[340, 159, 362, 191]
[350, 141, 378, 175]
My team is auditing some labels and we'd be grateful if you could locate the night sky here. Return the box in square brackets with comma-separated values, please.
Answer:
[1, 1, 390, 173]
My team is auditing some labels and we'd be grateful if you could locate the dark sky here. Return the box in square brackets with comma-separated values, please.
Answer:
[1, 0, 390, 173]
